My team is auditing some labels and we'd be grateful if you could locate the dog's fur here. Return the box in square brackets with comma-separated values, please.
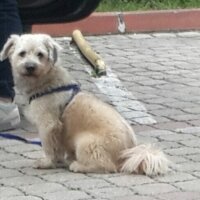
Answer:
[0, 34, 170, 176]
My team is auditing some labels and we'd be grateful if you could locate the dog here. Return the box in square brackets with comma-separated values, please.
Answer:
[0, 34, 170, 176]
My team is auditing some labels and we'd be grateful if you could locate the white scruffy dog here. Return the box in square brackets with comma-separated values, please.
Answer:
[0, 34, 170, 175]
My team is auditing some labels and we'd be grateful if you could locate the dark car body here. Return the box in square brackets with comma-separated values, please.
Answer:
[18, 0, 101, 25]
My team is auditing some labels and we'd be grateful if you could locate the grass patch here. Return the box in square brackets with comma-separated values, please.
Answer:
[97, 0, 200, 12]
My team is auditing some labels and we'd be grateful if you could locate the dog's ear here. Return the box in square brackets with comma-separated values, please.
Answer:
[0, 35, 19, 61]
[44, 36, 62, 64]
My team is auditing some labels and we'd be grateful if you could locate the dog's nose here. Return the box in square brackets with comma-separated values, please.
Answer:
[25, 62, 37, 73]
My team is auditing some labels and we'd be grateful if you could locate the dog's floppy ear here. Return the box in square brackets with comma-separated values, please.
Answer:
[44, 36, 62, 64]
[0, 35, 19, 61]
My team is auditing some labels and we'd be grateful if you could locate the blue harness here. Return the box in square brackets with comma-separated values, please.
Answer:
[29, 83, 80, 104]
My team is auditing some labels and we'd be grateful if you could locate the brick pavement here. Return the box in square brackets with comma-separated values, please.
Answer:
[1, 32, 200, 199]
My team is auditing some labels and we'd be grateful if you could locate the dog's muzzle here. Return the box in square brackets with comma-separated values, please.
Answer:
[25, 62, 37, 74]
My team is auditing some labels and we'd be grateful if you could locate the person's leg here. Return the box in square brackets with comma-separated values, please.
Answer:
[0, 0, 23, 131]
[0, 0, 23, 100]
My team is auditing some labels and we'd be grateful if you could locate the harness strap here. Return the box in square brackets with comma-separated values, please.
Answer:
[29, 83, 80, 104]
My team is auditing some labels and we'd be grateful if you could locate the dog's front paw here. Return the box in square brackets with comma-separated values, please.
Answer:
[69, 161, 84, 173]
[33, 158, 56, 169]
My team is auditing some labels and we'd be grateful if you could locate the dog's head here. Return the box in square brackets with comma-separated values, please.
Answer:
[0, 34, 62, 78]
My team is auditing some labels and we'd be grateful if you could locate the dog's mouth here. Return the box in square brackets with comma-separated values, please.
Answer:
[21, 72, 38, 78]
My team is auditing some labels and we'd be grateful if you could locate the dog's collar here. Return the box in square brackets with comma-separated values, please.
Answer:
[29, 83, 80, 104]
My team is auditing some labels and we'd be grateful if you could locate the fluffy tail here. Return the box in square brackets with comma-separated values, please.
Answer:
[120, 144, 170, 176]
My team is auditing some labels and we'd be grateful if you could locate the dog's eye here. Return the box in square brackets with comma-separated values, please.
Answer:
[37, 52, 44, 58]
[19, 51, 26, 57]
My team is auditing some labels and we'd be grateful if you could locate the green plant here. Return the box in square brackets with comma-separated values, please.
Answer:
[97, 0, 200, 12]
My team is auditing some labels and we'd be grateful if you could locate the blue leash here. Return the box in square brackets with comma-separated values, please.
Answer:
[0, 132, 41, 146]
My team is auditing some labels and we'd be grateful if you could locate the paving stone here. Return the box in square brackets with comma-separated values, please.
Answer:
[154, 172, 196, 183]
[151, 108, 186, 117]
[4, 196, 42, 200]
[121, 111, 151, 119]
[139, 79, 167, 86]
[152, 121, 190, 131]
[180, 139, 200, 148]
[153, 116, 171, 123]
[64, 178, 111, 190]
[42, 172, 88, 182]
[0, 152, 25, 162]
[19, 182, 66, 195]
[89, 187, 135, 199]
[137, 130, 175, 137]
[1, 159, 34, 169]
[133, 124, 155, 133]
[156, 141, 182, 150]
[163, 102, 198, 109]
[193, 172, 200, 178]
[41, 190, 90, 200]
[22, 151, 44, 159]
[182, 107, 200, 114]
[168, 114, 200, 121]
[0, 139, 23, 147]
[142, 98, 176, 105]
[165, 147, 200, 156]
[20, 167, 67, 176]
[132, 183, 177, 195]
[0, 186, 23, 197]
[112, 99, 147, 112]
[4, 144, 41, 153]
[0, 175, 43, 186]
[186, 154, 200, 162]
[179, 162, 200, 172]
[136, 135, 158, 143]
[0, 168, 23, 178]
[158, 133, 198, 142]
[136, 94, 162, 101]
[115, 105, 132, 112]
[107, 175, 154, 186]
[174, 180, 200, 192]
[167, 155, 188, 164]
[175, 126, 200, 134]
[113, 196, 157, 200]
[188, 119, 200, 127]
[157, 191, 200, 200]
[87, 173, 122, 179]
[133, 117, 157, 125]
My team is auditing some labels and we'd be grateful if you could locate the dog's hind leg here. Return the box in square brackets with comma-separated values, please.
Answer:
[69, 134, 118, 173]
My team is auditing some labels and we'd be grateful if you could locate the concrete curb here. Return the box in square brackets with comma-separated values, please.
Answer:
[31, 9, 200, 36]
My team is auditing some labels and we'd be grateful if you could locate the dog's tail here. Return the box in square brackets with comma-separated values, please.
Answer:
[119, 144, 170, 176]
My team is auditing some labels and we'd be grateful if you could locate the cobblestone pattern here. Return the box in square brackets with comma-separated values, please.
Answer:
[1, 32, 200, 199]
[85, 32, 200, 130]
[69, 39, 156, 125]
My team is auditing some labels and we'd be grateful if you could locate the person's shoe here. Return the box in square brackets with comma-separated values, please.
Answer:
[0, 100, 21, 131]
